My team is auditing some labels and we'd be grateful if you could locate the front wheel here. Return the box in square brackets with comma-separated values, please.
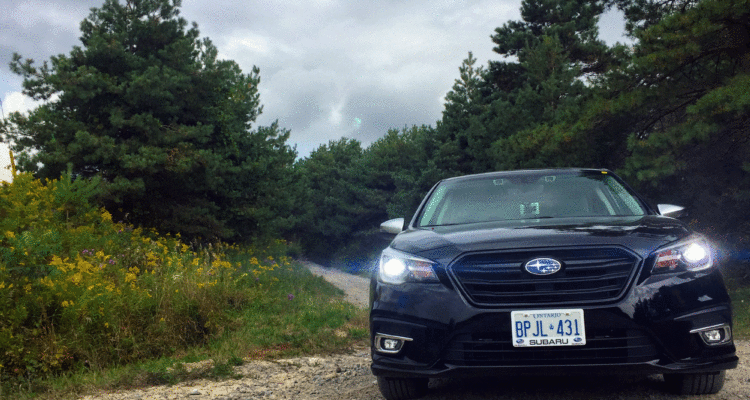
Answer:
[663, 371, 725, 395]
[376, 376, 428, 400]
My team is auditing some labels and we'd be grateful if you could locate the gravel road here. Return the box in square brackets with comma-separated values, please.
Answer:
[79, 263, 748, 400]
[303, 261, 370, 309]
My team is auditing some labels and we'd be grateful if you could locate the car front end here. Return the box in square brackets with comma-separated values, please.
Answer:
[370, 169, 737, 400]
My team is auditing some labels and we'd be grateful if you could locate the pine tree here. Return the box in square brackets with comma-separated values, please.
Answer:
[481, 0, 612, 171]
[435, 52, 486, 174]
[3, 0, 295, 241]
[609, 0, 750, 236]
[292, 139, 370, 261]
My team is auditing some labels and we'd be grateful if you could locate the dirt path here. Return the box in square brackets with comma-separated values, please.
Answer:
[302, 261, 370, 309]
[79, 263, 748, 400]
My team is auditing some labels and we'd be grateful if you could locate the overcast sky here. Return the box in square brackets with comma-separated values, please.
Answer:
[1, 0, 628, 158]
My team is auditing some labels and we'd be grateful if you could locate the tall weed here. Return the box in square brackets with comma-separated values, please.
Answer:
[0, 173, 294, 381]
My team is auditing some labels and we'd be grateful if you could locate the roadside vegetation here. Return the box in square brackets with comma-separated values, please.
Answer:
[729, 286, 750, 340]
[726, 265, 750, 340]
[0, 172, 368, 399]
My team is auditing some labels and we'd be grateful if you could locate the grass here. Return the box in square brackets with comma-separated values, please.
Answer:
[3, 260, 369, 400]
[724, 260, 750, 339]
[729, 286, 750, 340]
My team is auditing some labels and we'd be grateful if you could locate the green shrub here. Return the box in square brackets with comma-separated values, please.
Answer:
[0, 173, 294, 379]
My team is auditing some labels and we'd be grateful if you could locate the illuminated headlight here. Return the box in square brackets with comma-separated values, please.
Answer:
[379, 247, 439, 284]
[652, 234, 714, 273]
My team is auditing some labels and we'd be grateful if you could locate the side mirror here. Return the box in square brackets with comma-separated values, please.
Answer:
[380, 218, 405, 235]
[657, 204, 685, 219]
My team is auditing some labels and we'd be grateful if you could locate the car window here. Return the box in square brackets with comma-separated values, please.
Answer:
[416, 172, 646, 227]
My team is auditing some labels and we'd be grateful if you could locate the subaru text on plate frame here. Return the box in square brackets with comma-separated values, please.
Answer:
[370, 169, 737, 400]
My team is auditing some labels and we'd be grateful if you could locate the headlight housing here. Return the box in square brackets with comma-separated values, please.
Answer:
[379, 247, 439, 284]
[652, 234, 714, 273]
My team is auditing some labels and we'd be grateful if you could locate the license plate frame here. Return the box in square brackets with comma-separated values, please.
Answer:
[511, 309, 586, 347]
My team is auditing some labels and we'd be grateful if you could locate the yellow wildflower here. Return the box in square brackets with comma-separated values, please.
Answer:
[101, 209, 112, 222]
[70, 272, 83, 285]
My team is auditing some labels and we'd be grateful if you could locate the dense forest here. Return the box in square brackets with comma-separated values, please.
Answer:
[292, 0, 750, 266]
[3, 0, 749, 268]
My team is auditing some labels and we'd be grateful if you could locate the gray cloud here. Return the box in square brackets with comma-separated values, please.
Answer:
[2, 0, 628, 157]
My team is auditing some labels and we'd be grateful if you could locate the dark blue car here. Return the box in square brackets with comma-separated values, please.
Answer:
[370, 169, 737, 400]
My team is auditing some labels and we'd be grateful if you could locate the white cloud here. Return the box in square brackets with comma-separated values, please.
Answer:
[2, 91, 43, 116]
[218, 30, 298, 61]
[328, 100, 345, 126]
[0, 142, 13, 183]
[12, 1, 82, 32]
[3, 0, 559, 158]
[598, 8, 631, 46]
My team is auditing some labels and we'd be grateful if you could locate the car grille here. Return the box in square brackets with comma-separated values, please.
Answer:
[443, 328, 659, 366]
[449, 247, 640, 306]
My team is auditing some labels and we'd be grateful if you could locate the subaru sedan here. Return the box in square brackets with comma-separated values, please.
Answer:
[370, 169, 737, 400]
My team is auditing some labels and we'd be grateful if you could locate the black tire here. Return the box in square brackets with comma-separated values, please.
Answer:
[664, 370, 726, 395]
[376, 376, 429, 400]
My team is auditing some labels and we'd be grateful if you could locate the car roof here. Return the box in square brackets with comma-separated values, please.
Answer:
[440, 168, 611, 183]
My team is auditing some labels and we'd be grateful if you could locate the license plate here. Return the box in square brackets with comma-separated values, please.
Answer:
[511, 309, 586, 347]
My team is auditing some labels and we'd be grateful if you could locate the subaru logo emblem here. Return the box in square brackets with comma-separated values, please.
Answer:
[574, 337, 583, 343]
[516, 339, 524, 344]
[524, 258, 562, 275]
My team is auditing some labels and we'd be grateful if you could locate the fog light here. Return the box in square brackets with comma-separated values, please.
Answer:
[374, 333, 413, 354]
[691, 324, 732, 346]
[383, 339, 401, 351]
[702, 330, 722, 343]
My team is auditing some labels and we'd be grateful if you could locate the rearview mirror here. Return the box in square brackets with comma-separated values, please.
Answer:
[380, 218, 405, 235]
[657, 204, 685, 219]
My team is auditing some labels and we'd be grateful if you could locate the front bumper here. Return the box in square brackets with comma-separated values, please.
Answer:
[370, 269, 738, 378]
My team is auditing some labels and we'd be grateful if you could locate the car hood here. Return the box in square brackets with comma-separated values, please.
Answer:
[391, 215, 690, 265]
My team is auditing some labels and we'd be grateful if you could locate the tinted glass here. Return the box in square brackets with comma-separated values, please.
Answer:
[416, 172, 646, 227]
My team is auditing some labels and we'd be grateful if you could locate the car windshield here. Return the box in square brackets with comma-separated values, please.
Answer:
[416, 171, 646, 227]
